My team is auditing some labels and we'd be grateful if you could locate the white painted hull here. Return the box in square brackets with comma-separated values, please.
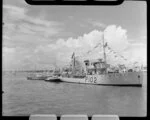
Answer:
[59, 72, 143, 86]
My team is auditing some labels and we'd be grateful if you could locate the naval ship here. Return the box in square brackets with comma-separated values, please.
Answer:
[58, 34, 143, 87]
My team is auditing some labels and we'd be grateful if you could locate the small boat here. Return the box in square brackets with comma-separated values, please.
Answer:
[27, 73, 49, 80]
[44, 70, 62, 82]
[45, 76, 62, 82]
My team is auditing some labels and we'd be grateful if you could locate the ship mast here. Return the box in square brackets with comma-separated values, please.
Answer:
[102, 34, 107, 73]
[102, 34, 107, 64]
[71, 52, 75, 74]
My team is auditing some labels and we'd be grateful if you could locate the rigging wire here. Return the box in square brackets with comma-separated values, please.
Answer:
[76, 42, 103, 58]
[74, 39, 135, 67]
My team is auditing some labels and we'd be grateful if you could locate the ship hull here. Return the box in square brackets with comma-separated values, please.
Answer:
[59, 72, 143, 87]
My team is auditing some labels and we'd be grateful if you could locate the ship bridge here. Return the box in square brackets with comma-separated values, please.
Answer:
[84, 59, 108, 75]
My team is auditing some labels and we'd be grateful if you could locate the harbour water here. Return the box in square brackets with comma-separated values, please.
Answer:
[2, 71, 147, 116]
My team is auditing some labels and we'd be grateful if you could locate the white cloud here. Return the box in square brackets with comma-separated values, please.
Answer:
[2, 23, 147, 70]
[3, 4, 60, 27]
[3, 47, 16, 70]
[18, 23, 36, 35]
[24, 15, 61, 27]
[68, 16, 74, 19]
[51, 25, 146, 67]
[3, 4, 62, 38]
[3, 4, 27, 21]
[143, 35, 147, 40]
[88, 19, 106, 28]
[32, 30, 104, 67]
[92, 22, 106, 28]
[3, 4, 63, 49]
[104, 25, 129, 53]
[3, 35, 10, 40]
[3, 47, 15, 53]
[123, 43, 146, 64]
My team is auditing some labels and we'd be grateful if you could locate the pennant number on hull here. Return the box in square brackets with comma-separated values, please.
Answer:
[85, 76, 97, 83]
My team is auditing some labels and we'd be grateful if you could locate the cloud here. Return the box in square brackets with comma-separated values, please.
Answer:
[17, 23, 36, 35]
[92, 22, 106, 28]
[3, 4, 63, 48]
[51, 25, 146, 67]
[23, 15, 62, 27]
[34, 25, 131, 67]
[3, 4, 61, 27]
[3, 46, 40, 70]
[3, 35, 10, 40]
[3, 4, 62, 31]
[88, 19, 106, 29]
[3, 23, 147, 70]
[104, 25, 129, 53]
[123, 43, 147, 64]
[68, 16, 74, 19]
[3, 4, 27, 22]
[3, 47, 16, 70]
[141, 35, 147, 40]
[18, 23, 61, 38]
[32, 30, 104, 68]
[3, 47, 15, 54]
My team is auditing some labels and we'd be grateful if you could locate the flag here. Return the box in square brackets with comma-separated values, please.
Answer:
[93, 42, 101, 49]
[104, 42, 107, 48]
[94, 45, 98, 49]
[71, 52, 75, 59]
[71, 52, 76, 67]
[87, 50, 91, 54]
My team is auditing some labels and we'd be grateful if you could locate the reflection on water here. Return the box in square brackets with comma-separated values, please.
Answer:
[2, 72, 147, 116]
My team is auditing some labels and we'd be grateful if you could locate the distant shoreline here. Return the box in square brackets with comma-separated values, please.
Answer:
[2, 70, 54, 73]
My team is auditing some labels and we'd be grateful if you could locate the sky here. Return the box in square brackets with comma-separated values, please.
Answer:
[3, 0, 147, 70]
